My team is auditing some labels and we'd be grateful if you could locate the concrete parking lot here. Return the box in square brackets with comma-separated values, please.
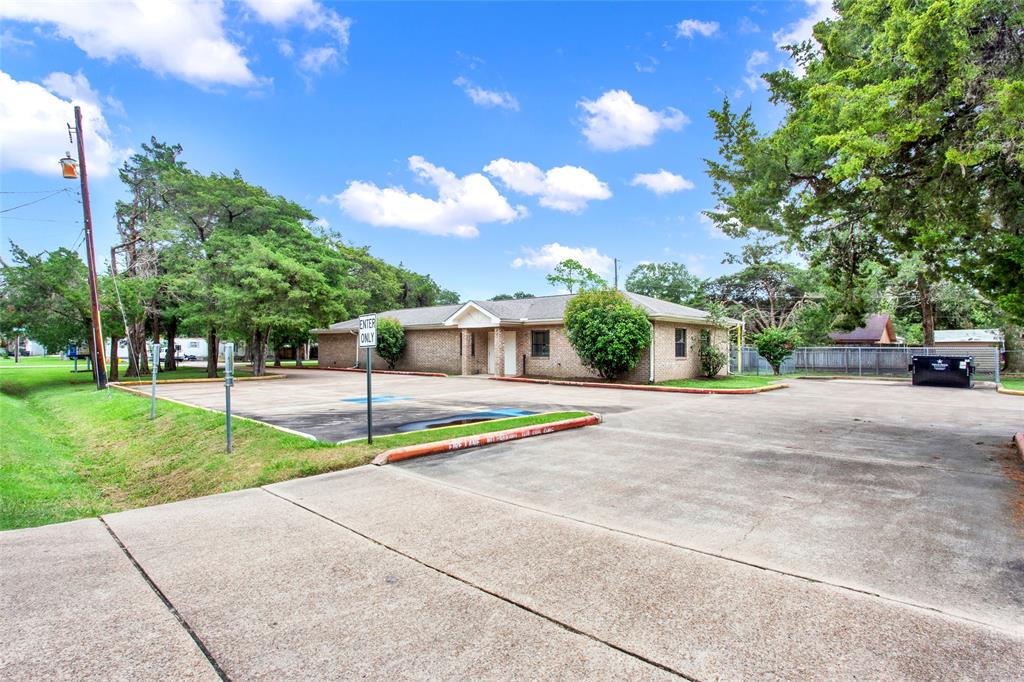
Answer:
[3, 371, 1023, 679]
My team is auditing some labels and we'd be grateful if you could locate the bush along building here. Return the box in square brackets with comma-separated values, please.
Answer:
[313, 293, 735, 382]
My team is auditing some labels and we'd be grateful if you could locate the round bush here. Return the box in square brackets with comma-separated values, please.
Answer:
[563, 289, 651, 381]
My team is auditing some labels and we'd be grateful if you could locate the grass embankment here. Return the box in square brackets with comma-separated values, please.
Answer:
[1001, 378, 1024, 392]
[657, 375, 783, 389]
[0, 365, 584, 530]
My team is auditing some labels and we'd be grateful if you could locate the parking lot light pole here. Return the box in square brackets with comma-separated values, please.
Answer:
[224, 342, 234, 453]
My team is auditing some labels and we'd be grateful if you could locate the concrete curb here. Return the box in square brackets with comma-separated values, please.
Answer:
[298, 366, 448, 378]
[110, 373, 284, 387]
[489, 376, 787, 395]
[796, 375, 910, 382]
[106, 383, 318, 440]
[372, 414, 601, 465]
[997, 385, 1024, 396]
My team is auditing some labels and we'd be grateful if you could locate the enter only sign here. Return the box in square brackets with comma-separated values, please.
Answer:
[358, 314, 377, 348]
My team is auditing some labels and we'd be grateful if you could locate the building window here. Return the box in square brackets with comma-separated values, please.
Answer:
[188, 341, 199, 348]
[675, 328, 687, 358]
[531, 330, 550, 357]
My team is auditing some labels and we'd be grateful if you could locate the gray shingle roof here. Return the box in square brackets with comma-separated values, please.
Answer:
[934, 329, 1003, 343]
[316, 292, 732, 332]
[828, 314, 894, 343]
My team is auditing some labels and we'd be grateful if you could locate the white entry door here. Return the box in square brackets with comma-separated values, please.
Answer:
[487, 332, 496, 374]
[504, 334, 517, 375]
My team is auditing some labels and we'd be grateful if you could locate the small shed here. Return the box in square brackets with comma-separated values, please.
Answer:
[828, 314, 897, 345]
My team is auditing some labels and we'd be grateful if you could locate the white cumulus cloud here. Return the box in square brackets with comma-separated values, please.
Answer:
[512, 243, 613, 276]
[675, 19, 720, 38]
[773, 0, 837, 74]
[577, 90, 688, 151]
[332, 156, 525, 238]
[630, 170, 694, 195]
[743, 50, 770, 92]
[484, 159, 611, 212]
[453, 77, 519, 111]
[242, 0, 351, 76]
[0, 70, 127, 178]
[0, 0, 259, 88]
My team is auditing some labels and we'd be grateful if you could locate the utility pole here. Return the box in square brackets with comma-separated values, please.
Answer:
[68, 105, 107, 389]
[614, 258, 619, 290]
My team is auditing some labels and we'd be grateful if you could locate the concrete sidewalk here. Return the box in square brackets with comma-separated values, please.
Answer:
[3, 465, 1022, 680]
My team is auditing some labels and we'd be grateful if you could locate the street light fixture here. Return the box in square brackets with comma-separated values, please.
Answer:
[59, 152, 78, 179]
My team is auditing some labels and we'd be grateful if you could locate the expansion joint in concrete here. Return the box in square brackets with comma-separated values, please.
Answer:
[260, 487, 698, 681]
[99, 518, 231, 681]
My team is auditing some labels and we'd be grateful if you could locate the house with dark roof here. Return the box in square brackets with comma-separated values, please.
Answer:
[828, 314, 898, 345]
[313, 292, 736, 382]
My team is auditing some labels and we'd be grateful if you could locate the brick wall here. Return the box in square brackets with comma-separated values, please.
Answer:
[317, 321, 730, 380]
[317, 332, 358, 368]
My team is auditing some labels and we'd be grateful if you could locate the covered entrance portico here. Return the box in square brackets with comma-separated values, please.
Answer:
[444, 303, 520, 377]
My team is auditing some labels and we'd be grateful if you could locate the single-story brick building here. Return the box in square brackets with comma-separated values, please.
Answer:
[314, 293, 735, 382]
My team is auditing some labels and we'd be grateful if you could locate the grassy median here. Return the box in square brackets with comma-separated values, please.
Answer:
[0, 365, 584, 530]
[657, 375, 783, 389]
[1002, 378, 1024, 392]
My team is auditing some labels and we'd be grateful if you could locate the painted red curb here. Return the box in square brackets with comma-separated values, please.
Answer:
[372, 414, 601, 465]
[301, 366, 447, 378]
[1014, 433, 1024, 462]
[489, 376, 786, 395]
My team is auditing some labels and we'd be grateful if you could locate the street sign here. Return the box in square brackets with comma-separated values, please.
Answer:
[358, 314, 377, 348]
[67, 344, 78, 358]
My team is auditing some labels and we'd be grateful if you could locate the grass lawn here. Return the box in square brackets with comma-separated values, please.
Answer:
[1001, 378, 1024, 391]
[0, 365, 585, 530]
[657, 375, 783, 389]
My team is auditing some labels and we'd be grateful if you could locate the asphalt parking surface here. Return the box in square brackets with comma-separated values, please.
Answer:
[3, 370, 1023, 679]
[148, 368, 625, 441]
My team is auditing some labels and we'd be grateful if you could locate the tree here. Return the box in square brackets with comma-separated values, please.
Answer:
[752, 326, 797, 375]
[375, 318, 406, 369]
[546, 259, 607, 293]
[691, 305, 728, 377]
[491, 291, 535, 301]
[563, 289, 651, 380]
[707, 239, 814, 334]
[625, 262, 706, 306]
[703, 0, 1024, 328]
[0, 245, 91, 353]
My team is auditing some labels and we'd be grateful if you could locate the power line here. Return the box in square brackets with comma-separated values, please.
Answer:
[0, 216, 82, 223]
[0, 188, 69, 194]
[0, 189, 72, 214]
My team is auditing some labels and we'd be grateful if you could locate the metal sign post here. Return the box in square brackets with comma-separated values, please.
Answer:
[68, 344, 78, 373]
[224, 342, 234, 453]
[358, 314, 378, 444]
[150, 343, 160, 419]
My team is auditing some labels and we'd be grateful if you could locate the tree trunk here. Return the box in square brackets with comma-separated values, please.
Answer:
[127, 322, 147, 376]
[206, 328, 218, 378]
[917, 274, 935, 346]
[295, 342, 304, 368]
[109, 335, 119, 381]
[250, 328, 269, 377]
[273, 345, 281, 368]
[164, 317, 178, 371]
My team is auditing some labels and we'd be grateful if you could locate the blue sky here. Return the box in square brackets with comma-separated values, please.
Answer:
[0, 1, 832, 301]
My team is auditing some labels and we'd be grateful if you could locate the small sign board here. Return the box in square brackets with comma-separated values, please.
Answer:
[358, 314, 378, 348]
[67, 344, 78, 359]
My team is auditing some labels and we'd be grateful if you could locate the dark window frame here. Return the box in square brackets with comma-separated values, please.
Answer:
[674, 328, 687, 358]
[531, 329, 550, 358]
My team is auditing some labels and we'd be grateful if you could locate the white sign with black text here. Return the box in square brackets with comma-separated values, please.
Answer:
[358, 314, 378, 348]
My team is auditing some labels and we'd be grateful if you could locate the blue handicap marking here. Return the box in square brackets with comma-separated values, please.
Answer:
[341, 395, 412, 405]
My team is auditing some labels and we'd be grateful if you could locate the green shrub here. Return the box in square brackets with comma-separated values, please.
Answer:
[375, 318, 406, 369]
[695, 329, 728, 377]
[753, 326, 797, 375]
[564, 289, 651, 381]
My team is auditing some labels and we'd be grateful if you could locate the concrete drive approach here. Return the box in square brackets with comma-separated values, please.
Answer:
[3, 377, 1022, 678]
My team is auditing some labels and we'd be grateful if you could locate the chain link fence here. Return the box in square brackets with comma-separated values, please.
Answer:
[731, 345, 1007, 382]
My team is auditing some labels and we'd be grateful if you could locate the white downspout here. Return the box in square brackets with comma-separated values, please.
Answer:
[649, 321, 655, 383]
